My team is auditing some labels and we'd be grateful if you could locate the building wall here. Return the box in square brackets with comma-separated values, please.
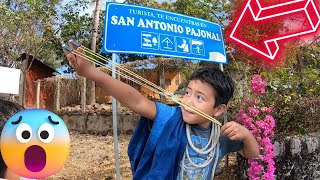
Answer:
[24, 62, 55, 110]
[95, 70, 181, 103]
[139, 70, 181, 100]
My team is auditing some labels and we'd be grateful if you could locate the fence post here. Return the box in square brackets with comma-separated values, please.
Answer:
[36, 80, 41, 108]
[54, 77, 61, 112]
[9, 94, 15, 102]
[81, 77, 86, 113]
[159, 59, 165, 103]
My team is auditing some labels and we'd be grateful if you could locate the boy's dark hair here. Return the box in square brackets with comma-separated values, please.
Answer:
[0, 99, 24, 129]
[190, 67, 234, 107]
[0, 99, 24, 178]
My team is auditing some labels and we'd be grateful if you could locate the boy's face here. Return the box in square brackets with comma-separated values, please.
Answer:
[181, 80, 226, 128]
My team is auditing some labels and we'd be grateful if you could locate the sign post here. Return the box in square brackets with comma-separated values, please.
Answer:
[111, 53, 121, 180]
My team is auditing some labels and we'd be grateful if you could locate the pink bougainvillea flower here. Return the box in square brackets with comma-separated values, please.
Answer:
[249, 107, 260, 117]
[236, 74, 275, 180]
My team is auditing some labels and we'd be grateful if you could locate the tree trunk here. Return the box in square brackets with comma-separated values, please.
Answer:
[19, 59, 28, 107]
[87, 0, 101, 105]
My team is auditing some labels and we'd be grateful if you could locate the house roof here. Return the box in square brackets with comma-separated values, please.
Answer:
[123, 58, 186, 71]
[17, 53, 56, 73]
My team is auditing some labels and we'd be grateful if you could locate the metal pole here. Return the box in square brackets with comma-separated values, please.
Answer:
[219, 64, 224, 72]
[219, 64, 226, 123]
[112, 53, 121, 180]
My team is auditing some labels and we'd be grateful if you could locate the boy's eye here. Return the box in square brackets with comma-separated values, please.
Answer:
[184, 91, 191, 96]
[197, 95, 204, 101]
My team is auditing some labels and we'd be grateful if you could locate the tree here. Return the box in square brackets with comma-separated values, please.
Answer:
[0, 0, 62, 68]
[87, 0, 101, 105]
[58, 0, 107, 60]
[58, 0, 101, 105]
[58, 0, 93, 47]
[0, 0, 62, 106]
[224, 0, 306, 68]
[173, 0, 230, 24]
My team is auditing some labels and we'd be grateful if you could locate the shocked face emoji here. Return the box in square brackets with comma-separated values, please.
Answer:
[0, 109, 70, 179]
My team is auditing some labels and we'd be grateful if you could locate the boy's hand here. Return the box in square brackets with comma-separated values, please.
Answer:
[222, 121, 260, 158]
[221, 121, 250, 141]
[66, 53, 93, 77]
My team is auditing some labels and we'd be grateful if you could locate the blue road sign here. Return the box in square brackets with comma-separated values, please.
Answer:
[102, 3, 227, 64]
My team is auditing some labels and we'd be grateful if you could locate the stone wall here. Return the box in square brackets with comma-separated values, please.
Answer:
[59, 113, 320, 179]
[237, 133, 320, 180]
[60, 113, 140, 135]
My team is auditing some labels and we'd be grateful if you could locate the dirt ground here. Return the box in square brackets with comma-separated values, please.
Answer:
[47, 131, 238, 180]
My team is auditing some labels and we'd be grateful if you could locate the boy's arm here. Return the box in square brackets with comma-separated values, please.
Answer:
[65, 50, 157, 120]
[221, 121, 259, 158]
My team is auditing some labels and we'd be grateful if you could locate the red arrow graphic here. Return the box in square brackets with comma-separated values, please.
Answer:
[229, 0, 320, 60]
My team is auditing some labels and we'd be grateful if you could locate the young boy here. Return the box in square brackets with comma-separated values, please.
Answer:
[66, 48, 259, 179]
